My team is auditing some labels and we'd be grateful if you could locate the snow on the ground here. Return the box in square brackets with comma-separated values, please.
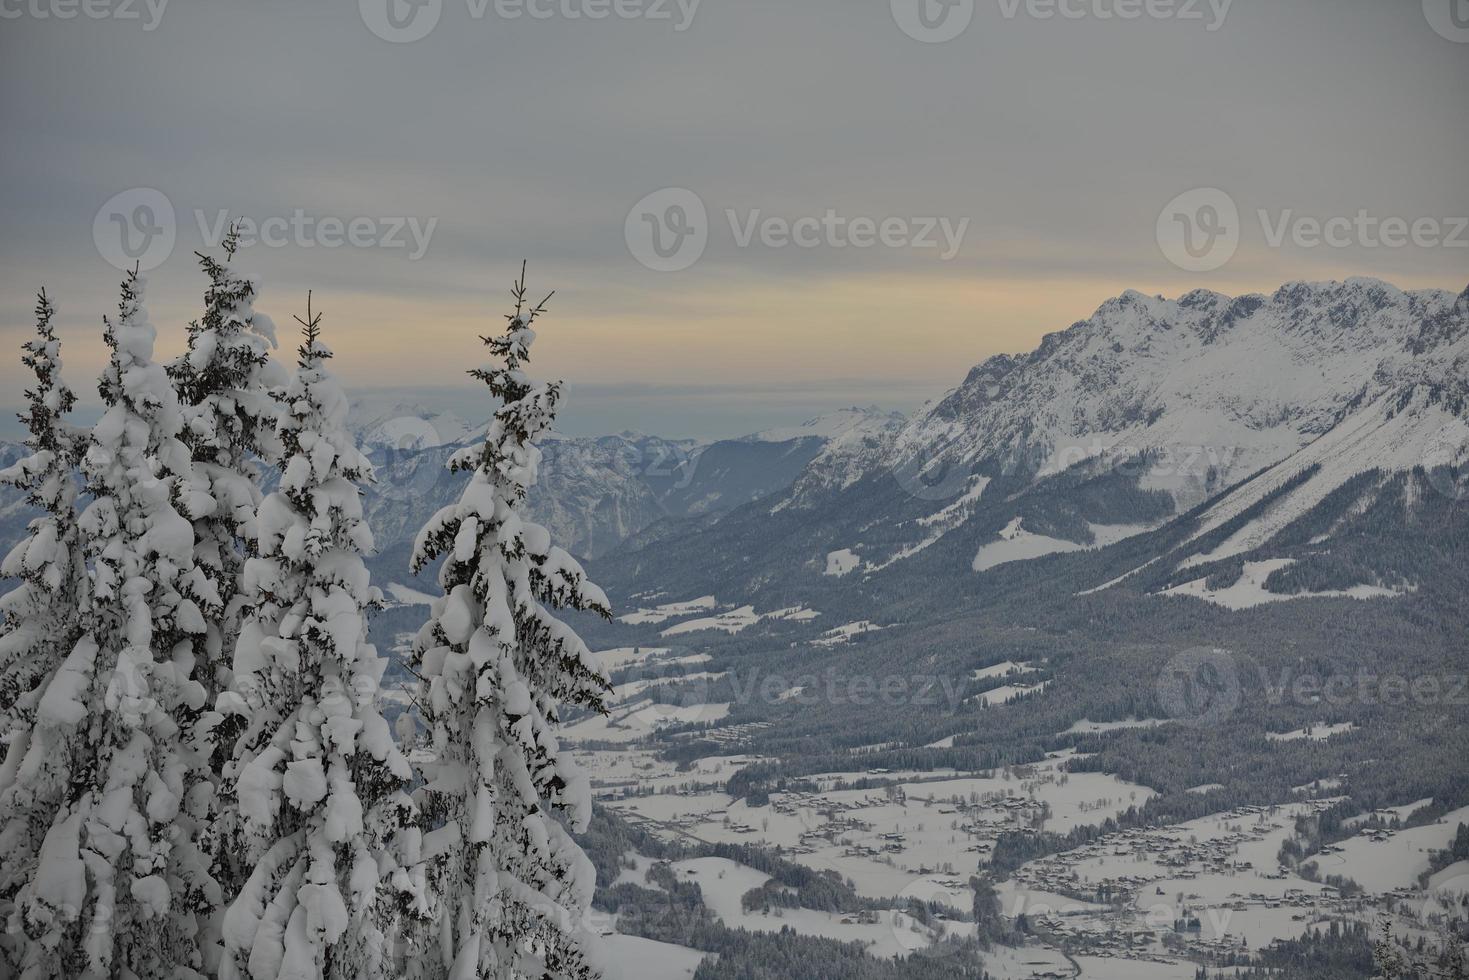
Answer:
[1291, 777, 1345, 795]
[972, 660, 1037, 682]
[971, 681, 1050, 706]
[811, 621, 885, 647]
[671, 856, 974, 959]
[598, 934, 705, 980]
[1428, 861, 1469, 895]
[1063, 717, 1168, 735]
[825, 549, 860, 577]
[1313, 805, 1469, 892]
[973, 518, 1151, 572]
[595, 647, 672, 671]
[977, 944, 1076, 980]
[1187, 783, 1226, 795]
[617, 595, 718, 625]
[561, 700, 731, 743]
[1161, 558, 1410, 609]
[660, 603, 818, 637]
[661, 605, 762, 636]
[386, 582, 438, 605]
[1266, 721, 1356, 742]
[1073, 955, 1195, 979]
[622, 757, 1153, 902]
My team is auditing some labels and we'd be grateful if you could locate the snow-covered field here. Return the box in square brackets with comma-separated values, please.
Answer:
[825, 548, 860, 576]
[1162, 558, 1409, 609]
[973, 518, 1152, 573]
[810, 620, 885, 647]
[659, 603, 820, 637]
[1063, 717, 1168, 735]
[1265, 721, 1356, 742]
[598, 934, 705, 980]
[617, 595, 719, 625]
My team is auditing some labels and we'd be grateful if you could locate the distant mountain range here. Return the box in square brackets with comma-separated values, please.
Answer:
[590, 278, 1469, 611]
[4, 277, 1464, 622]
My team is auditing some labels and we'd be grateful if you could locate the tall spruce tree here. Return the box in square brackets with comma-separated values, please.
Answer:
[403, 268, 612, 979]
[168, 229, 287, 919]
[1, 270, 221, 978]
[217, 296, 414, 980]
[0, 289, 91, 976]
[168, 227, 284, 699]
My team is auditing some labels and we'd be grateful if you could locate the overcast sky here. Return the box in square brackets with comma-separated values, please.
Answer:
[1, 0, 1465, 438]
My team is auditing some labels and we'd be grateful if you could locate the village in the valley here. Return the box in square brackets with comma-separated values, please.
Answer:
[532, 637, 1469, 980]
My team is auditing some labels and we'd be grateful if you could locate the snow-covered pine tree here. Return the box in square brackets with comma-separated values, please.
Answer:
[403, 267, 612, 980]
[1, 269, 221, 978]
[217, 294, 414, 980]
[168, 227, 284, 703]
[0, 289, 91, 975]
[168, 228, 287, 915]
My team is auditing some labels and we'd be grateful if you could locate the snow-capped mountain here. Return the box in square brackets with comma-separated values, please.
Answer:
[593, 278, 1469, 608]
[799, 278, 1467, 510]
